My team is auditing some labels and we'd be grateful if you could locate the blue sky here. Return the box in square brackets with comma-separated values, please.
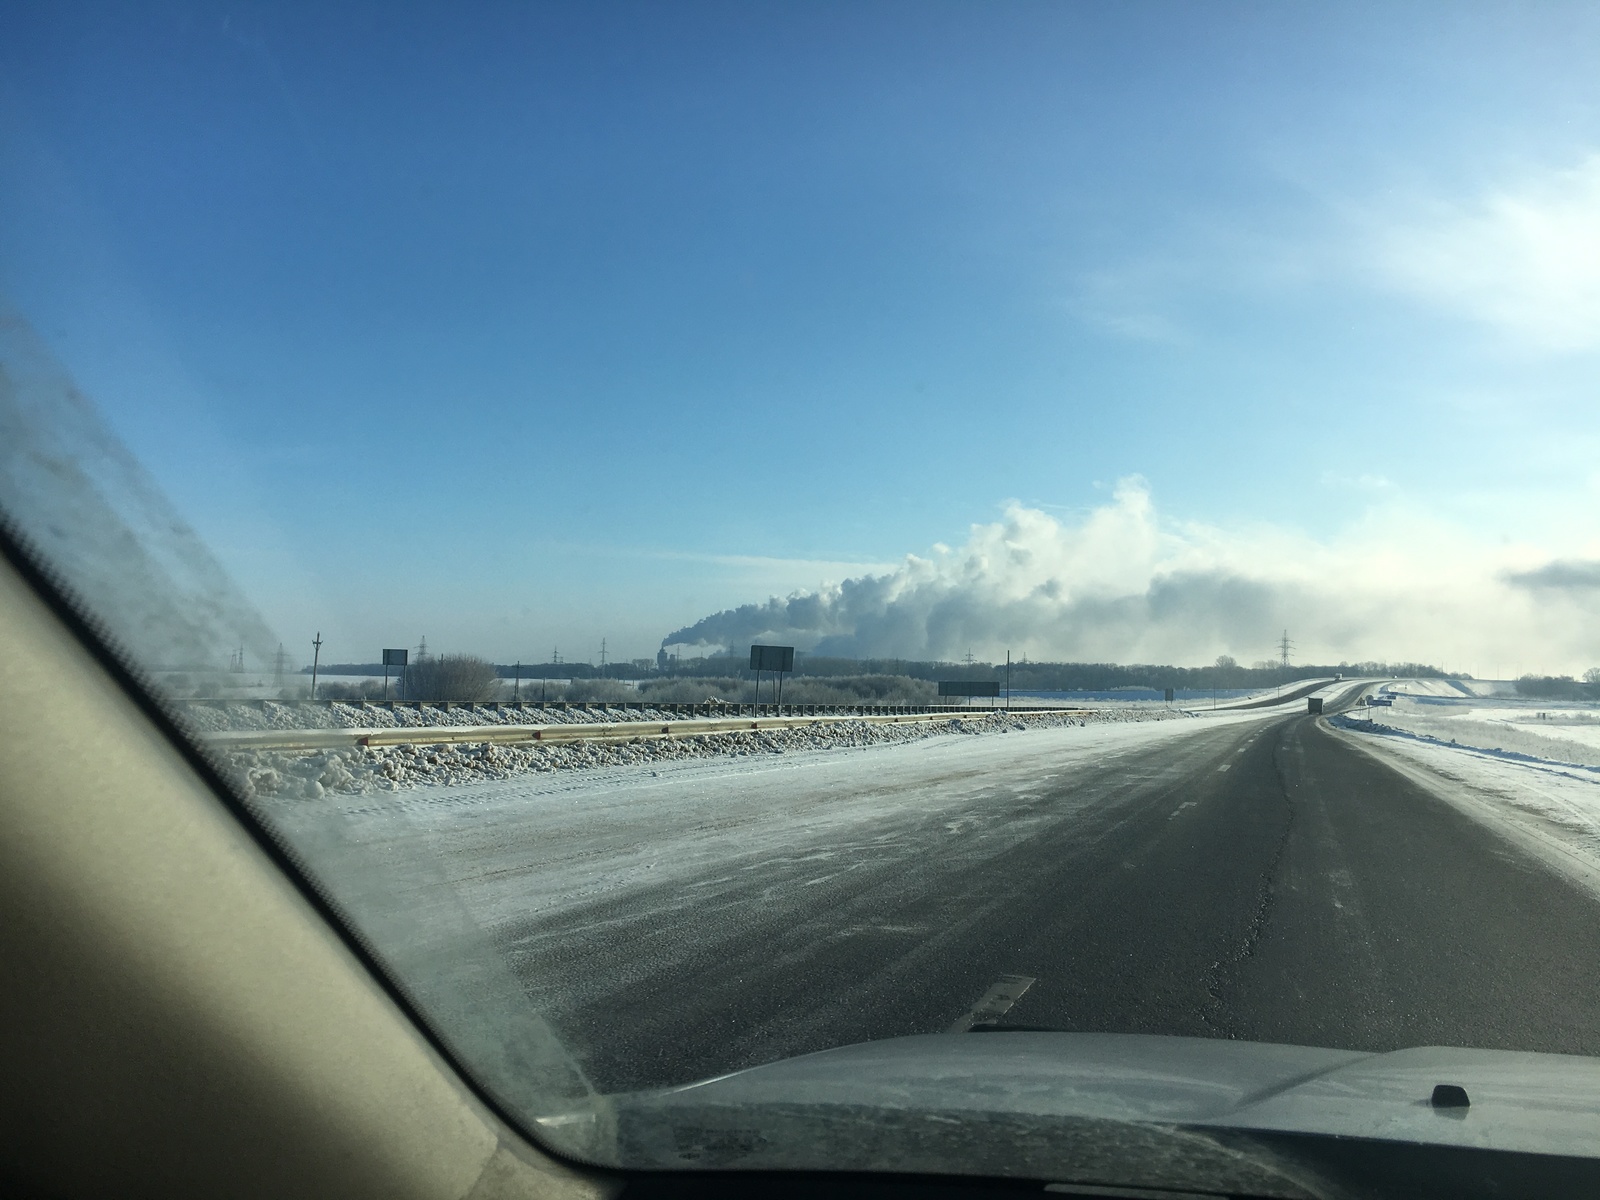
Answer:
[4, 2, 1600, 672]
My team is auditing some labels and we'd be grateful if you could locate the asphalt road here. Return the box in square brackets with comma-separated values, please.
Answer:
[294, 696, 1600, 1096]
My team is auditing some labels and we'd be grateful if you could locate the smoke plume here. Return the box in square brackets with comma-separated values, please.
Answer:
[663, 479, 1600, 672]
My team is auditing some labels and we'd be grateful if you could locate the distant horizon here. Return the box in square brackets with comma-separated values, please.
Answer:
[284, 653, 1471, 679]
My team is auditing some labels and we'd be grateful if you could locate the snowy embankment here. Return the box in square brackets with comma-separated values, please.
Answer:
[224, 706, 1192, 801]
[1330, 695, 1600, 896]
[185, 700, 715, 733]
[1339, 694, 1600, 771]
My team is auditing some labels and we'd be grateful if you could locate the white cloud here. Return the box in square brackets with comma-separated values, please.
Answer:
[664, 478, 1600, 675]
[1375, 155, 1600, 352]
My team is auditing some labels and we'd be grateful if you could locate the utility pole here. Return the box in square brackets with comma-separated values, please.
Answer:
[1278, 630, 1294, 671]
[599, 638, 608, 677]
[273, 642, 286, 687]
[1006, 650, 1011, 711]
[514, 660, 521, 701]
[310, 632, 322, 701]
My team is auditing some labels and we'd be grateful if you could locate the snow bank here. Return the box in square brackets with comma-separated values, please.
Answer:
[223, 706, 1191, 801]
[1342, 694, 1600, 771]
[182, 700, 700, 733]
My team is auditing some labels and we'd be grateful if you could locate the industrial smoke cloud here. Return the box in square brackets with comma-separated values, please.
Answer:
[663, 479, 1600, 672]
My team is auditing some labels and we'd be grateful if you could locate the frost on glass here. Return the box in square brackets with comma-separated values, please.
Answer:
[0, 312, 280, 682]
[0, 307, 615, 1165]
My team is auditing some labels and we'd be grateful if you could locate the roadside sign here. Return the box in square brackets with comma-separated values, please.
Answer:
[749, 644, 795, 705]
[939, 681, 1001, 697]
[749, 645, 794, 672]
[381, 648, 408, 701]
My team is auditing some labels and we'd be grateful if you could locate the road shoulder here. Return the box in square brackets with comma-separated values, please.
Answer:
[1323, 717, 1600, 904]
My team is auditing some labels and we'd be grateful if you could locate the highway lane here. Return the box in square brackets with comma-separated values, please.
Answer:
[274, 697, 1600, 1096]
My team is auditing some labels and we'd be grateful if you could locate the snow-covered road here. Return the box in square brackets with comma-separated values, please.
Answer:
[269, 710, 1262, 931]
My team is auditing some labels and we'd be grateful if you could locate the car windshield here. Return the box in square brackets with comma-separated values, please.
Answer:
[6, 2, 1600, 1192]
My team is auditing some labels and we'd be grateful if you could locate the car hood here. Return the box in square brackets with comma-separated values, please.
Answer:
[581, 1033, 1600, 1197]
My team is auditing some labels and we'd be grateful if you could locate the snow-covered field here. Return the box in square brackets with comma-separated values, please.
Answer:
[1350, 692, 1600, 769]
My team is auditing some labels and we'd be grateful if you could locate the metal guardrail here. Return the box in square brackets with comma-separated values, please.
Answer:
[203, 708, 1079, 754]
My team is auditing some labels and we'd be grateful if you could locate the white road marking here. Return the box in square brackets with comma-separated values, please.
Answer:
[945, 974, 1036, 1033]
[1217, 763, 1231, 772]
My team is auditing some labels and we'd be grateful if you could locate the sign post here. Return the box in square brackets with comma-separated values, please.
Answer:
[749, 644, 795, 706]
[382, 648, 409, 701]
